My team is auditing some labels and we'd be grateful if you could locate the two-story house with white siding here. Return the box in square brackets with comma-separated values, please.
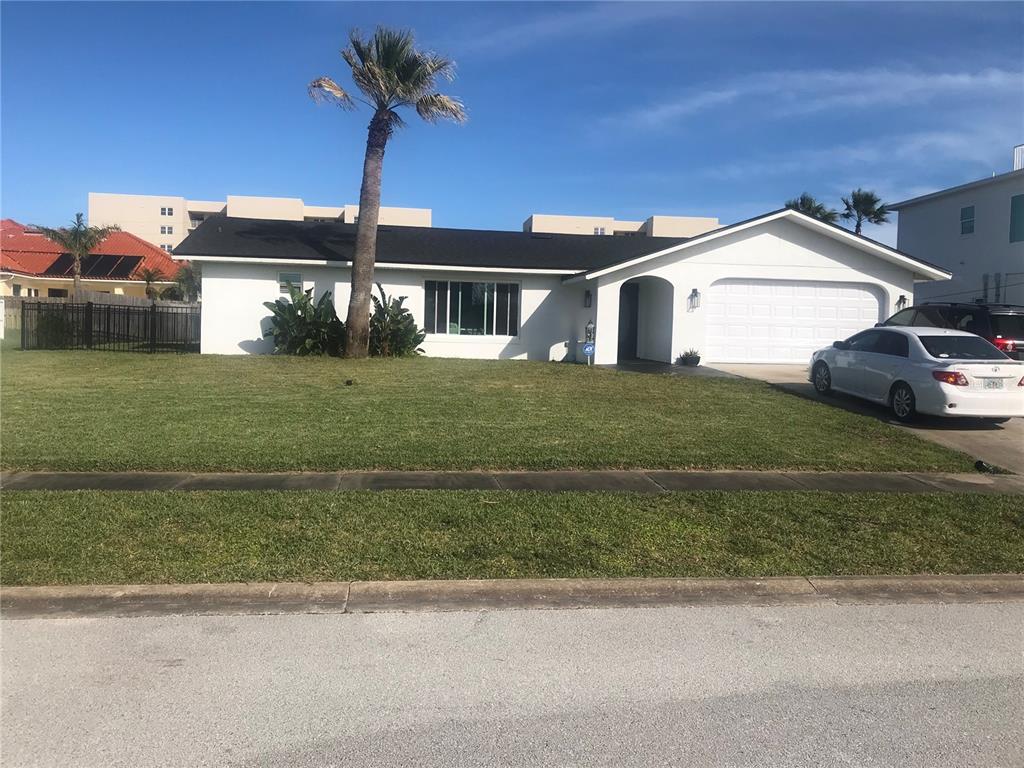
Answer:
[891, 148, 1024, 306]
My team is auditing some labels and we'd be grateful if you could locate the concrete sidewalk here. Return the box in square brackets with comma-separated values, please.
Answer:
[3, 575, 1022, 619]
[2, 469, 1021, 493]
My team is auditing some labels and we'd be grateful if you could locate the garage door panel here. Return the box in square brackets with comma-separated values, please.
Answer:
[705, 279, 881, 364]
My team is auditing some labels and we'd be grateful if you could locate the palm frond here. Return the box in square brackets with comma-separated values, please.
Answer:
[414, 93, 466, 123]
[307, 76, 355, 109]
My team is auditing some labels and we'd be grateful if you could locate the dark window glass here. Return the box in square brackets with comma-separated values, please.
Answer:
[919, 335, 1007, 360]
[448, 281, 461, 333]
[990, 314, 1024, 339]
[875, 331, 909, 357]
[885, 309, 916, 326]
[847, 330, 882, 352]
[1010, 195, 1024, 243]
[911, 307, 951, 328]
[459, 282, 487, 335]
[485, 283, 495, 333]
[495, 284, 510, 335]
[950, 310, 990, 337]
[47, 288, 68, 298]
[424, 280, 437, 333]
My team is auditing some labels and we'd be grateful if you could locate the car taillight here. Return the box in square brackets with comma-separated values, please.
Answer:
[932, 370, 969, 386]
[993, 337, 1016, 353]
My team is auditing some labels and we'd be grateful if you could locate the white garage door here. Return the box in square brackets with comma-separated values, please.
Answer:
[705, 279, 882, 364]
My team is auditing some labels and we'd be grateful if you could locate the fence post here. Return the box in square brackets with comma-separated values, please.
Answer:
[84, 302, 94, 349]
[149, 303, 157, 354]
[20, 301, 26, 350]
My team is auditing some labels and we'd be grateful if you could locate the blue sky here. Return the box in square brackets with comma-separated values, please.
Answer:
[2, 1, 1022, 244]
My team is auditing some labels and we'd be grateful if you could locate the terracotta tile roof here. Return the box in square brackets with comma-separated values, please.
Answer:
[1, 218, 182, 280]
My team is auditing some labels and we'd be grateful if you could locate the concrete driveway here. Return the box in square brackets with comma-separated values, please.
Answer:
[713, 363, 1024, 474]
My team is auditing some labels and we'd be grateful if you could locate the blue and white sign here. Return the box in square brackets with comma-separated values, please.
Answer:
[582, 342, 595, 357]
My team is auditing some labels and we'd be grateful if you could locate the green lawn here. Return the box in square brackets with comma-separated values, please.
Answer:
[3, 490, 1020, 585]
[0, 351, 971, 472]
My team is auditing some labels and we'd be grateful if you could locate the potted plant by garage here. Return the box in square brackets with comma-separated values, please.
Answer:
[676, 348, 701, 366]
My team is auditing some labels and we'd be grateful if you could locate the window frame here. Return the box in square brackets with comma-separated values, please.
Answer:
[959, 205, 975, 236]
[278, 272, 302, 294]
[423, 279, 521, 338]
[1010, 194, 1024, 243]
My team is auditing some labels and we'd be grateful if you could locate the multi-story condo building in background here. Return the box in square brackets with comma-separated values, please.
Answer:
[891, 146, 1024, 305]
[523, 213, 719, 238]
[87, 193, 433, 251]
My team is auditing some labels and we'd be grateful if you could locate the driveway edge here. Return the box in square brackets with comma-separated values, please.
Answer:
[2, 575, 1021, 619]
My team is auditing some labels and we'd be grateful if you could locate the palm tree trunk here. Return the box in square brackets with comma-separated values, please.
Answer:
[72, 256, 82, 298]
[345, 113, 389, 358]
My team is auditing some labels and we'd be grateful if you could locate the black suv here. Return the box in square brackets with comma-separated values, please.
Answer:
[880, 302, 1024, 360]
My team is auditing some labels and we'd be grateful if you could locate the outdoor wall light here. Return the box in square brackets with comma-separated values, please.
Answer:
[687, 288, 701, 311]
[583, 289, 592, 308]
[896, 294, 908, 310]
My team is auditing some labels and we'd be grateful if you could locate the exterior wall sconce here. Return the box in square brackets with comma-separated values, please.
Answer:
[687, 288, 701, 311]
[896, 294, 908, 311]
[583, 289, 592, 308]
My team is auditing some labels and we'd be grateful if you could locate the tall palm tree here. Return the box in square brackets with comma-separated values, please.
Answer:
[784, 193, 839, 224]
[841, 188, 890, 235]
[34, 213, 120, 298]
[309, 27, 466, 358]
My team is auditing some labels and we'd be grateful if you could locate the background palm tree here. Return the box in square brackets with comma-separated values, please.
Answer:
[841, 188, 890, 235]
[309, 26, 466, 358]
[137, 267, 166, 299]
[34, 213, 119, 298]
[174, 263, 201, 302]
[784, 193, 839, 224]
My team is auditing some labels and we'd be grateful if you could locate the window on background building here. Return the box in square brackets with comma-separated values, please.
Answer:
[47, 288, 68, 298]
[161, 244, 173, 253]
[12, 284, 21, 296]
[960, 205, 975, 235]
[424, 280, 520, 336]
[1011, 194, 1024, 243]
[160, 225, 173, 235]
[278, 272, 302, 294]
[593, 227, 606, 235]
[160, 206, 174, 217]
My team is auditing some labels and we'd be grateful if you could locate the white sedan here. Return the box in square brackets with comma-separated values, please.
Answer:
[809, 327, 1024, 422]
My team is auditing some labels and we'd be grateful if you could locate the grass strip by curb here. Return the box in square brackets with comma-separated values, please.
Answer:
[3, 490, 1021, 586]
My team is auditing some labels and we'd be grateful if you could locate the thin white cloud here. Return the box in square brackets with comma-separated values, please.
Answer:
[452, 3, 690, 56]
[609, 66, 1023, 130]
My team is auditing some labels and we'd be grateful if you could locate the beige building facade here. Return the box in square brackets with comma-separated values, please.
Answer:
[524, 213, 720, 238]
[88, 193, 433, 251]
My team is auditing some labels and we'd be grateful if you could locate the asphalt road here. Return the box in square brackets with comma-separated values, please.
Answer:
[713, 363, 1024, 474]
[3, 603, 1023, 767]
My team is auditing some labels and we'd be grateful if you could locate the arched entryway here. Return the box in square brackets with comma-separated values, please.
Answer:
[617, 276, 674, 362]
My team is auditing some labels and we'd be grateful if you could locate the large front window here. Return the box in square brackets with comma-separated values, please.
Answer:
[424, 280, 520, 336]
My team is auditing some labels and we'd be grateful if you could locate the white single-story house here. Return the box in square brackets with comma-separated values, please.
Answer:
[174, 209, 951, 365]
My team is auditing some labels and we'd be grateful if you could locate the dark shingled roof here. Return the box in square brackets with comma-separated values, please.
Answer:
[174, 216, 687, 272]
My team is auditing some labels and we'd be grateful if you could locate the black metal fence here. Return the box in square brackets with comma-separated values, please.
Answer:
[20, 301, 200, 353]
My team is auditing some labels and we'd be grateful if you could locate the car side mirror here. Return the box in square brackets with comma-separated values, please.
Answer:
[833, 340, 849, 350]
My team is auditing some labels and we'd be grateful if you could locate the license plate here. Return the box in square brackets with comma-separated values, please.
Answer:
[982, 379, 1004, 390]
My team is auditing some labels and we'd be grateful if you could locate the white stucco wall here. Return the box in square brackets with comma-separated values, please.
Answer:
[199, 261, 585, 360]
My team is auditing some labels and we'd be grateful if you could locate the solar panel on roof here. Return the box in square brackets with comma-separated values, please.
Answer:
[108, 256, 142, 278]
[42, 254, 74, 276]
[81, 254, 115, 277]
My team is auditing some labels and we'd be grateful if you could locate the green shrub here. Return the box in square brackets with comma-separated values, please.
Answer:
[263, 284, 345, 356]
[369, 283, 426, 357]
[36, 309, 76, 349]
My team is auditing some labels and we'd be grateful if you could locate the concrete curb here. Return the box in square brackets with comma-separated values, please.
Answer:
[3, 575, 1022, 619]
[2, 470, 1021, 494]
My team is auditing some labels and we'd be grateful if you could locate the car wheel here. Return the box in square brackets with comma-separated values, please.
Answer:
[890, 382, 916, 422]
[812, 362, 833, 395]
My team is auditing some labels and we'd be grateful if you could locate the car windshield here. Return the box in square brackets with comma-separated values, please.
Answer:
[919, 335, 1008, 360]
[990, 314, 1024, 339]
